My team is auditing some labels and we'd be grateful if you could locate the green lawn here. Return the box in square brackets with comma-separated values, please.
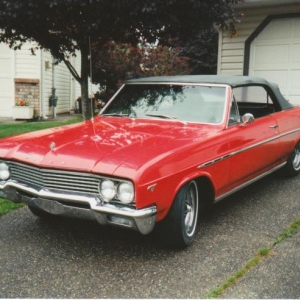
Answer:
[0, 116, 83, 215]
[0, 198, 24, 216]
[0, 116, 83, 139]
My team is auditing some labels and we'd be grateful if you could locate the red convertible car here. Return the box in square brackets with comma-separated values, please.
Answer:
[1, 75, 300, 248]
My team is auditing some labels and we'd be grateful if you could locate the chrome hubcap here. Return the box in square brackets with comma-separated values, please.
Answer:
[184, 181, 198, 237]
[292, 143, 300, 171]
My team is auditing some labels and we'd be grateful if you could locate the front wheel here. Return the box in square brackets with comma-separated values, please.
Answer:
[160, 181, 199, 248]
[281, 140, 300, 177]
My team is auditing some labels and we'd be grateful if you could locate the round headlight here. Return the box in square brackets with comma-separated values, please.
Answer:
[117, 182, 134, 204]
[0, 163, 10, 181]
[99, 180, 116, 202]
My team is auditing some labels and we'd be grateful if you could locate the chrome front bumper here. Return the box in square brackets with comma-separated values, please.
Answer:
[0, 180, 157, 235]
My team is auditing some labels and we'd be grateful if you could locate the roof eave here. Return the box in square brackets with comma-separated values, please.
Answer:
[233, 0, 300, 8]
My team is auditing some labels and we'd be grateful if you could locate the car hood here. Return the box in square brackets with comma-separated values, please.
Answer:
[0, 116, 221, 177]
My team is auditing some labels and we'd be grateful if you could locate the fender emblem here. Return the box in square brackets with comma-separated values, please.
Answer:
[49, 142, 56, 150]
[147, 184, 157, 192]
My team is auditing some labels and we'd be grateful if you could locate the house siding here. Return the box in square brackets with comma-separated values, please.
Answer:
[55, 62, 72, 114]
[218, 2, 300, 75]
[15, 42, 40, 79]
[14, 42, 41, 115]
[41, 51, 54, 117]
[0, 39, 82, 118]
[74, 53, 82, 100]
[0, 43, 14, 117]
[42, 58, 75, 116]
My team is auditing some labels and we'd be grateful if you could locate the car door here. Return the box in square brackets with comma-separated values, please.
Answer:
[225, 85, 281, 190]
[271, 109, 300, 163]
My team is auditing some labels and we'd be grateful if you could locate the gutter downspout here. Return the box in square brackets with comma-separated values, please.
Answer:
[70, 56, 74, 113]
[51, 58, 57, 119]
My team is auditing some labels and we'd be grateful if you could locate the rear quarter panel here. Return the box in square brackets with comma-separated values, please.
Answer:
[273, 107, 300, 160]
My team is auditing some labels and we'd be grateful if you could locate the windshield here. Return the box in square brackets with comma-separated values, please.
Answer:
[101, 84, 227, 124]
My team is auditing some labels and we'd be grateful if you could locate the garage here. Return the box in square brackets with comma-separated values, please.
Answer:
[0, 43, 14, 117]
[249, 17, 300, 105]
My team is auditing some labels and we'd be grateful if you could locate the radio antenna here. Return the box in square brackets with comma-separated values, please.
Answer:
[89, 36, 93, 95]
[88, 36, 94, 119]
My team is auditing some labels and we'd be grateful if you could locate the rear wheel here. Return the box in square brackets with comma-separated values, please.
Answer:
[160, 180, 199, 248]
[281, 140, 300, 177]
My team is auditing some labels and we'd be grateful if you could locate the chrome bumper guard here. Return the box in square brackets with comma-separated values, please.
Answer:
[0, 181, 157, 235]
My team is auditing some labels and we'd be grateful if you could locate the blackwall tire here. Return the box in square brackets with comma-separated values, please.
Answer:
[282, 140, 300, 177]
[160, 180, 199, 248]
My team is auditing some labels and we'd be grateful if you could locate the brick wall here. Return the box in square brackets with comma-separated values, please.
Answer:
[14, 78, 40, 116]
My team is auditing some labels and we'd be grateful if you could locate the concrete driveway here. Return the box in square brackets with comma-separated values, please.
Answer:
[0, 173, 299, 298]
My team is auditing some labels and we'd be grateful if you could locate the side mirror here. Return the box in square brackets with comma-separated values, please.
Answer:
[241, 113, 254, 125]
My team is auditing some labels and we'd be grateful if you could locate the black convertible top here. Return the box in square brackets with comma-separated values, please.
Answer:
[126, 75, 294, 110]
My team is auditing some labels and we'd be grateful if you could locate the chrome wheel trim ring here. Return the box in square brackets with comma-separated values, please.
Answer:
[292, 143, 300, 171]
[184, 181, 198, 237]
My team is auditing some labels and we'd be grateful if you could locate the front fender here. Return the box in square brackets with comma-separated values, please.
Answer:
[136, 169, 216, 222]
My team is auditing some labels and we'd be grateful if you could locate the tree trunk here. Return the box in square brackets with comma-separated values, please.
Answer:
[80, 43, 93, 120]
[62, 44, 93, 120]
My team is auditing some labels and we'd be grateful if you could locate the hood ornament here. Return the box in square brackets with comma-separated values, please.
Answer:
[49, 142, 56, 150]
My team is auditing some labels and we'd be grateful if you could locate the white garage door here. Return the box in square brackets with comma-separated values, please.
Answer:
[249, 17, 300, 105]
[0, 43, 14, 117]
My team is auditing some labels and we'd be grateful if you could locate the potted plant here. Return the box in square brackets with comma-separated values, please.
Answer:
[12, 99, 34, 119]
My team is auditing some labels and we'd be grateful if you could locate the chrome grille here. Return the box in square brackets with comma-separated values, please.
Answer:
[8, 161, 101, 194]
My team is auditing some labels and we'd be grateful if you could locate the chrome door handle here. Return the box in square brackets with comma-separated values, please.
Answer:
[269, 124, 278, 128]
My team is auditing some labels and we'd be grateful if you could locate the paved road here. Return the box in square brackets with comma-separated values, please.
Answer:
[1, 173, 299, 298]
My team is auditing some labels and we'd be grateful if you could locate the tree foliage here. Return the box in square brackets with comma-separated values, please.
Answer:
[92, 41, 191, 103]
[181, 29, 219, 75]
[0, 0, 237, 119]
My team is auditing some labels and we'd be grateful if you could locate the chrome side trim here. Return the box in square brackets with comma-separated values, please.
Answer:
[198, 127, 300, 169]
[199, 154, 232, 168]
[215, 162, 286, 202]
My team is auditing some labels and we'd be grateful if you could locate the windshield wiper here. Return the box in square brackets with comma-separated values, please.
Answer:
[145, 113, 177, 119]
[101, 113, 130, 117]
[145, 113, 187, 125]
